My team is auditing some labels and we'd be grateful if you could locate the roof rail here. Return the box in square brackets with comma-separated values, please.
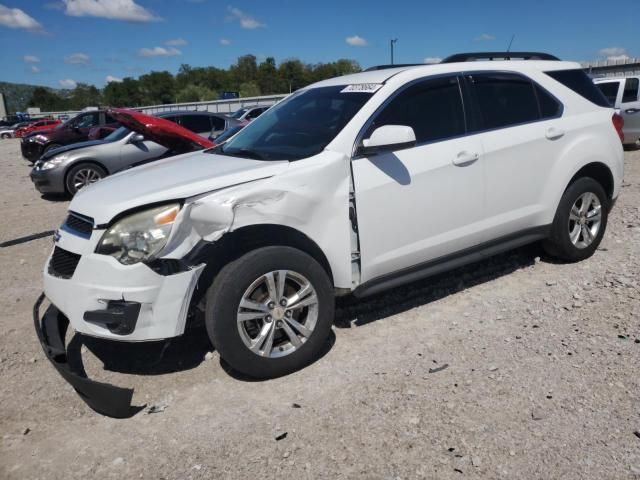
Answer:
[364, 63, 424, 71]
[441, 52, 559, 63]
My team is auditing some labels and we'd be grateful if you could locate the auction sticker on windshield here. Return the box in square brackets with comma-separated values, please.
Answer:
[341, 84, 383, 93]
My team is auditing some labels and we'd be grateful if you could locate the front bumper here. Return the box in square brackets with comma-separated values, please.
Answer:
[44, 248, 205, 341]
[30, 167, 65, 194]
[21, 139, 44, 162]
[33, 294, 136, 418]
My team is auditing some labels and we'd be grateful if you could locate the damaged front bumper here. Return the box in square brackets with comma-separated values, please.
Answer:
[33, 294, 136, 418]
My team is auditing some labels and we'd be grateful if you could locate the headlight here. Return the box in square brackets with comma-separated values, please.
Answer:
[95, 203, 180, 265]
[39, 155, 67, 170]
[34, 135, 48, 143]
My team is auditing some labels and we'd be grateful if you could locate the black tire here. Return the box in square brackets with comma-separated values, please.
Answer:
[65, 163, 107, 196]
[205, 246, 334, 379]
[543, 177, 609, 262]
[1, 133, 10, 139]
[43, 143, 62, 154]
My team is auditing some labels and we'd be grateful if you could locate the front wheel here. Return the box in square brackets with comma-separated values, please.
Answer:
[543, 177, 609, 262]
[205, 246, 334, 379]
[1, 133, 11, 139]
[65, 163, 107, 196]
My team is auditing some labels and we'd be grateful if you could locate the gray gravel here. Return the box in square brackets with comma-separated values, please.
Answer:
[1, 138, 639, 479]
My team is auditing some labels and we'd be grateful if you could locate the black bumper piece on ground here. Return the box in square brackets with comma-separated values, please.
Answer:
[33, 294, 136, 418]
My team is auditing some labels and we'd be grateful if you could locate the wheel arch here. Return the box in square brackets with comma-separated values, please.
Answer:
[568, 161, 614, 200]
[190, 223, 335, 305]
[63, 159, 109, 193]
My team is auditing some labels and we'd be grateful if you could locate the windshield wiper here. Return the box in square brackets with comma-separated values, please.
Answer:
[228, 148, 266, 160]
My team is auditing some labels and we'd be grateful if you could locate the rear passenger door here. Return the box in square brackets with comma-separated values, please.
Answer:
[464, 72, 564, 237]
[620, 78, 640, 143]
[352, 75, 486, 282]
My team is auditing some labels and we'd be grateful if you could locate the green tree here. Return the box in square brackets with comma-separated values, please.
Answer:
[257, 57, 280, 94]
[278, 59, 308, 93]
[239, 81, 261, 98]
[103, 78, 144, 107]
[28, 87, 68, 111]
[176, 84, 217, 102]
[139, 71, 176, 105]
[68, 83, 102, 110]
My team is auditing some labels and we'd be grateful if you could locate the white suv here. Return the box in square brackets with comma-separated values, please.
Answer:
[35, 52, 624, 417]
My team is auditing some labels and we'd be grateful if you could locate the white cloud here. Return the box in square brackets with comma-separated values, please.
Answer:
[138, 46, 182, 57]
[219, 38, 231, 46]
[63, 0, 160, 22]
[165, 38, 187, 47]
[227, 6, 265, 29]
[30, 65, 40, 73]
[599, 47, 630, 61]
[346, 35, 368, 47]
[423, 57, 442, 64]
[0, 4, 44, 32]
[105, 75, 122, 83]
[23, 55, 40, 63]
[65, 52, 90, 64]
[59, 79, 77, 89]
[475, 33, 495, 41]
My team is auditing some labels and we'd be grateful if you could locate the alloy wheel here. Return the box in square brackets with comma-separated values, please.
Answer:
[73, 168, 102, 191]
[568, 191, 602, 249]
[237, 270, 319, 358]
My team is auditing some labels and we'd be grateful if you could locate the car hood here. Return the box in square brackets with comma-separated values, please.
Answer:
[70, 151, 289, 225]
[108, 108, 214, 153]
[41, 139, 105, 160]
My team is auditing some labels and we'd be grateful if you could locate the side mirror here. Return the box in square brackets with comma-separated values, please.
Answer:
[359, 125, 416, 156]
[130, 133, 145, 143]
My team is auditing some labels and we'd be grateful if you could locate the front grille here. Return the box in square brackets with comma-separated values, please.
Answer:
[64, 212, 94, 237]
[48, 247, 81, 279]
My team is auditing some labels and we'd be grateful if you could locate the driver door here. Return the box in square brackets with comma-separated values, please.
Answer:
[352, 75, 486, 283]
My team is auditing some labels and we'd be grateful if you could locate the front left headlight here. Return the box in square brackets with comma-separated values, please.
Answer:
[95, 203, 181, 265]
[38, 155, 67, 170]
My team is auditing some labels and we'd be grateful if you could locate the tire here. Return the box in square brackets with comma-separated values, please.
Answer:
[43, 143, 62, 155]
[65, 163, 107, 196]
[1, 133, 10, 139]
[205, 246, 334, 379]
[543, 177, 609, 262]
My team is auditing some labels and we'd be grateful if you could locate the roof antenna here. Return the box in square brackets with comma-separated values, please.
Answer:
[506, 34, 515, 52]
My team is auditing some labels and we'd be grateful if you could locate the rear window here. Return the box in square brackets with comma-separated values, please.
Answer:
[469, 73, 541, 129]
[545, 69, 610, 107]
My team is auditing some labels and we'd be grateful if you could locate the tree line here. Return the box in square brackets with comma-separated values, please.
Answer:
[27, 55, 362, 111]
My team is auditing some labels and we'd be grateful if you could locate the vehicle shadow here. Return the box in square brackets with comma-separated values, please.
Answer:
[40, 193, 70, 202]
[67, 242, 544, 380]
[334, 242, 543, 328]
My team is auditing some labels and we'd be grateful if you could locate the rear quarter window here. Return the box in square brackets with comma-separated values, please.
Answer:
[545, 69, 610, 107]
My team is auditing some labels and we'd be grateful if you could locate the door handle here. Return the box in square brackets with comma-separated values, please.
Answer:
[545, 127, 565, 140]
[453, 151, 479, 166]
[625, 108, 640, 114]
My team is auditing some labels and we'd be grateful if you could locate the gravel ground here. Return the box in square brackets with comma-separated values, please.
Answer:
[0, 138, 639, 480]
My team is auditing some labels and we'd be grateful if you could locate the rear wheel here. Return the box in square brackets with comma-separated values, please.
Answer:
[205, 246, 334, 379]
[65, 163, 107, 196]
[543, 177, 609, 262]
[1, 133, 11, 139]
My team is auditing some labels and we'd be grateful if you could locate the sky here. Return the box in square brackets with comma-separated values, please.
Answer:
[0, 0, 638, 89]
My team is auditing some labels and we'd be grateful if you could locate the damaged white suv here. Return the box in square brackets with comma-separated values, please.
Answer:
[35, 52, 624, 417]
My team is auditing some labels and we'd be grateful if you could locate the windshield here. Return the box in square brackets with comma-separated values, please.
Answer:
[218, 86, 374, 161]
[104, 126, 131, 142]
[231, 108, 248, 119]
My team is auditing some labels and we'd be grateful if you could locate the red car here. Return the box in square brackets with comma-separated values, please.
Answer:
[15, 119, 61, 138]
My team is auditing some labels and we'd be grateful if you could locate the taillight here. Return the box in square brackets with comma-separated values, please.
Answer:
[612, 113, 624, 143]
